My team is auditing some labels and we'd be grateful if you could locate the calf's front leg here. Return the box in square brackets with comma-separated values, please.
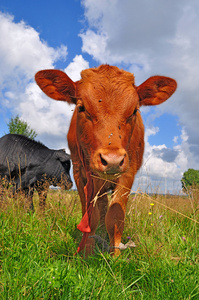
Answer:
[105, 185, 131, 256]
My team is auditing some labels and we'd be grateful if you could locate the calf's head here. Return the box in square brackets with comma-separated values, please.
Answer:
[35, 65, 177, 178]
[49, 150, 73, 189]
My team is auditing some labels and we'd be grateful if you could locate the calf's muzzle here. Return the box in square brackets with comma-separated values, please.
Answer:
[94, 149, 128, 174]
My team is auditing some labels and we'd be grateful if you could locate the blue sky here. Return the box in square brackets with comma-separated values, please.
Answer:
[0, 0, 199, 193]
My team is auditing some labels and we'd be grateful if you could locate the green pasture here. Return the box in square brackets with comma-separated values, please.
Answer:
[0, 189, 199, 299]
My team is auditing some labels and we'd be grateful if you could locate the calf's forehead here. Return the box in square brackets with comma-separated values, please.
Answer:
[77, 65, 138, 110]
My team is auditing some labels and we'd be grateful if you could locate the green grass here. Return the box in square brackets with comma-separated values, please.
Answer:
[0, 189, 199, 299]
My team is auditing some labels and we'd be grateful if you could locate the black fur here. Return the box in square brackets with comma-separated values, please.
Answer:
[0, 134, 72, 210]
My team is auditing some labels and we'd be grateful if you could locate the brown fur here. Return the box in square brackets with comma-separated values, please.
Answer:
[35, 64, 177, 256]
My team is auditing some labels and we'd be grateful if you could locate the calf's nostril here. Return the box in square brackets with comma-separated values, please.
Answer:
[119, 158, 124, 167]
[100, 154, 108, 166]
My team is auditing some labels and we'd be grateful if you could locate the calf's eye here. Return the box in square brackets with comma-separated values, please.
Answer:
[133, 108, 138, 115]
[126, 108, 138, 123]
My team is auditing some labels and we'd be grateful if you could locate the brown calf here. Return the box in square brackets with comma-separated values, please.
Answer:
[35, 65, 177, 256]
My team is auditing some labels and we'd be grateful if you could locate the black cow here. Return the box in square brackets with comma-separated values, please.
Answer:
[0, 134, 72, 210]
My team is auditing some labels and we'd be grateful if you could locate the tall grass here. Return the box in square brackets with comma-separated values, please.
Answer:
[0, 187, 199, 299]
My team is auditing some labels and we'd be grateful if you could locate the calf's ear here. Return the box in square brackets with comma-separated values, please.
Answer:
[137, 76, 177, 106]
[35, 70, 76, 104]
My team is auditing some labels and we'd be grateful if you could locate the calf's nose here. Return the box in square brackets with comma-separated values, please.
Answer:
[97, 150, 128, 174]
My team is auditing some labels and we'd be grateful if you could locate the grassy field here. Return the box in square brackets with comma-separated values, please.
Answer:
[0, 187, 199, 299]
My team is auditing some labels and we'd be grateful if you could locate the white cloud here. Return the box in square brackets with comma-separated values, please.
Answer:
[80, 30, 110, 63]
[64, 54, 89, 81]
[0, 12, 67, 81]
[173, 136, 178, 144]
[80, 0, 186, 69]
[134, 127, 192, 193]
